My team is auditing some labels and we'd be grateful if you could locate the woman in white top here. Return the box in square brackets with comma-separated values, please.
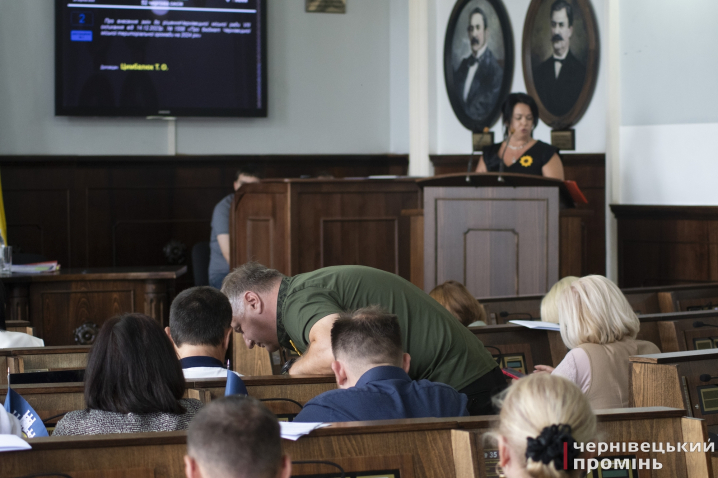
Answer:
[534, 275, 659, 409]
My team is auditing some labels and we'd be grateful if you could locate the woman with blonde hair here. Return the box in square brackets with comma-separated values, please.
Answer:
[430, 280, 487, 327]
[534, 275, 659, 409]
[493, 374, 596, 478]
[540, 276, 578, 324]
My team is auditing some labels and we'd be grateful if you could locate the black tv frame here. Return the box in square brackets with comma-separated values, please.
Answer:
[54, 0, 268, 118]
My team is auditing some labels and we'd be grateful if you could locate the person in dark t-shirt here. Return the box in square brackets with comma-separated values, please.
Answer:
[208, 167, 262, 289]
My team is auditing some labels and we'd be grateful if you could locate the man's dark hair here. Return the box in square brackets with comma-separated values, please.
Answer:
[169, 286, 232, 347]
[221, 262, 284, 311]
[468, 7, 488, 30]
[550, 0, 574, 27]
[234, 165, 264, 181]
[331, 306, 404, 366]
[84, 313, 186, 414]
[188, 396, 282, 478]
[501, 93, 540, 137]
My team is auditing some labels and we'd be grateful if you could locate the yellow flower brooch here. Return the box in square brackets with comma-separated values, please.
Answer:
[519, 155, 533, 167]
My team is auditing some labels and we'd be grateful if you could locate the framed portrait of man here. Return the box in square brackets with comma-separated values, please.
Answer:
[444, 0, 514, 132]
[523, 0, 600, 130]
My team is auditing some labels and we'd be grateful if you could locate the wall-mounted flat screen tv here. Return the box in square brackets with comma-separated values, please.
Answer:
[55, 0, 267, 117]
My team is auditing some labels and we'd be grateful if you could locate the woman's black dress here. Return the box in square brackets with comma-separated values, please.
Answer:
[482, 140, 559, 176]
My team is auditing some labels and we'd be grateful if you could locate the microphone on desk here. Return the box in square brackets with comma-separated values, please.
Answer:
[693, 321, 718, 328]
[499, 311, 535, 321]
[467, 127, 491, 183]
[699, 374, 718, 383]
[497, 128, 515, 183]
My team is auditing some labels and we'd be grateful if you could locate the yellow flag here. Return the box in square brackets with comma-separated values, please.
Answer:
[0, 170, 7, 245]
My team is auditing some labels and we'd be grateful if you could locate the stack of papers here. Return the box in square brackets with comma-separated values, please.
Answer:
[0, 435, 31, 452]
[11, 261, 60, 273]
[508, 320, 560, 331]
[280, 422, 329, 441]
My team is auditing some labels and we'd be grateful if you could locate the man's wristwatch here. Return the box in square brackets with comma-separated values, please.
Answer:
[281, 358, 297, 375]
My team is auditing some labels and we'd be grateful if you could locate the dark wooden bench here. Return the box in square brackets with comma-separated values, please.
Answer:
[1, 408, 706, 478]
[469, 324, 567, 370]
[0, 375, 336, 425]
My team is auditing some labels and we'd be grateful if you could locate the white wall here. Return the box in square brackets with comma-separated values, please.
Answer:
[618, 0, 718, 205]
[428, 0, 608, 162]
[0, 0, 410, 155]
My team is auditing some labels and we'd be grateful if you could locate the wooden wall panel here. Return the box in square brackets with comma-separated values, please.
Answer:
[431, 153, 606, 277]
[0, 155, 407, 291]
[612, 206, 718, 287]
[320, 218, 399, 273]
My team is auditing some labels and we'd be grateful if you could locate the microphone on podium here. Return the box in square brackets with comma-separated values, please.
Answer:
[467, 127, 491, 183]
[699, 374, 718, 383]
[497, 128, 515, 183]
[693, 321, 718, 328]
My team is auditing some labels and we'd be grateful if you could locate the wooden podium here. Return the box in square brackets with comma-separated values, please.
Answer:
[229, 178, 421, 278]
[419, 173, 573, 297]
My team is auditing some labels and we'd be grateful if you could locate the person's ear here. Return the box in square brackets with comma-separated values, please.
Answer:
[184, 455, 201, 478]
[401, 353, 411, 374]
[498, 435, 511, 469]
[165, 327, 179, 353]
[244, 291, 263, 313]
[222, 327, 232, 352]
[331, 360, 348, 388]
[278, 454, 292, 478]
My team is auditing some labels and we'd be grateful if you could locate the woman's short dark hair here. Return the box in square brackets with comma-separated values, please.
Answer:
[501, 93, 540, 136]
[84, 313, 186, 415]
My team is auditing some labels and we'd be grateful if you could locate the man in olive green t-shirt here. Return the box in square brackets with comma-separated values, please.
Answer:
[222, 262, 505, 415]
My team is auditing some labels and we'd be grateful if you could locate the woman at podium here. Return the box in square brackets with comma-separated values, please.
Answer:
[475, 93, 564, 180]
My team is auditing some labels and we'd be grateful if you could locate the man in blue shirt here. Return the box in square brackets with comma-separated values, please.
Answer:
[208, 167, 262, 289]
[293, 306, 469, 422]
[166, 286, 243, 380]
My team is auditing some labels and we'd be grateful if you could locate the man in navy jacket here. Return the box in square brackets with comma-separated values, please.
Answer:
[293, 306, 469, 422]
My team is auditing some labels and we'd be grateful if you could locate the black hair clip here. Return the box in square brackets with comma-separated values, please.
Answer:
[525, 424, 578, 471]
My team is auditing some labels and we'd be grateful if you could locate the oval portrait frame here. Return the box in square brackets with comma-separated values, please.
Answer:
[522, 0, 600, 130]
[443, 0, 515, 133]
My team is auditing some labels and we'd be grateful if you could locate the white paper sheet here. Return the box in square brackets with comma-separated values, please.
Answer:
[508, 320, 561, 331]
[0, 434, 31, 452]
[280, 422, 329, 441]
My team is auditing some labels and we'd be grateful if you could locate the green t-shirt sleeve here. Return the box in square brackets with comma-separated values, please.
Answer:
[282, 286, 344, 351]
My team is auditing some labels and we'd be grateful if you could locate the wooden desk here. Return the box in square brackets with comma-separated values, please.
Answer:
[1, 266, 186, 346]
[637, 310, 718, 352]
[469, 324, 567, 371]
[479, 283, 718, 326]
[0, 345, 90, 384]
[453, 407, 710, 478]
[631, 350, 718, 425]
[0, 375, 336, 423]
[1, 408, 703, 478]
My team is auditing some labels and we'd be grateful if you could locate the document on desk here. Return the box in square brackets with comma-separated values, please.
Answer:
[508, 320, 560, 331]
[280, 422, 330, 441]
[0, 434, 31, 452]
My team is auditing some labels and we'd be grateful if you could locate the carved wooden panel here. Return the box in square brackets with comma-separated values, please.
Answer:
[320, 217, 399, 273]
[4, 189, 71, 265]
[613, 206, 718, 287]
[246, 217, 274, 267]
[464, 229, 518, 297]
[424, 187, 559, 297]
[38, 289, 134, 346]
